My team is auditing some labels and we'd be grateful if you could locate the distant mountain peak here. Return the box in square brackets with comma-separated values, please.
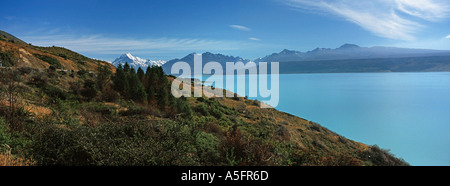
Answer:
[112, 53, 166, 69]
[280, 49, 301, 55]
[162, 51, 251, 74]
[338, 44, 360, 49]
[124, 52, 134, 58]
[281, 49, 292, 53]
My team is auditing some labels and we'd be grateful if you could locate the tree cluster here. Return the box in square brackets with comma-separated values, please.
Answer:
[112, 63, 192, 118]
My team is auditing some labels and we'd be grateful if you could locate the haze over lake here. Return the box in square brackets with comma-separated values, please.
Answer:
[206, 72, 450, 166]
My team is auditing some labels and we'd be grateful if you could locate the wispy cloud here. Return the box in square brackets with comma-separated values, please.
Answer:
[21, 34, 243, 55]
[248, 37, 260, 41]
[395, 0, 450, 21]
[229, 24, 251, 31]
[446, 34, 450, 39]
[284, 0, 450, 40]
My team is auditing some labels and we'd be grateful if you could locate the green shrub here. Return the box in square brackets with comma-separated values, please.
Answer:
[83, 102, 116, 116]
[34, 54, 62, 69]
[80, 79, 98, 101]
[0, 51, 16, 67]
[29, 120, 201, 166]
[42, 84, 68, 100]
[195, 131, 220, 165]
[362, 145, 409, 166]
[29, 124, 93, 165]
[210, 105, 223, 119]
[0, 118, 13, 152]
[0, 117, 31, 155]
[194, 103, 210, 116]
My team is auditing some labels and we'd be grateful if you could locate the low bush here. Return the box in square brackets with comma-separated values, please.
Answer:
[194, 103, 210, 116]
[42, 84, 68, 100]
[195, 131, 220, 165]
[34, 54, 62, 69]
[29, 120, 201, 166]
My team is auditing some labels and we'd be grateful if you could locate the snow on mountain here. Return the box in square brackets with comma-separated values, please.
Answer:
[112, 53, 166, 70]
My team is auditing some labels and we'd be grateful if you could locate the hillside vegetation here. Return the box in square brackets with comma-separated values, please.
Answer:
[0, 31, 408, 166]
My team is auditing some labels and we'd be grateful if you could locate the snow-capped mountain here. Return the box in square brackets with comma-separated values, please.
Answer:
[112, 53, 166, 70]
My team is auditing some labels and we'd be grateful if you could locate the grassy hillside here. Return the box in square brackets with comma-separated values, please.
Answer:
[0, 31, 408, 166]
[0, 31, 114, 72]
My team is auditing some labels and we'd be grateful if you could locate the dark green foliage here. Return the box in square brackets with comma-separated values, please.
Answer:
[0, 117, 31, 154]
[137, 67, 145, 83]
[147, 86, 156, 104]
[196, 97, 205, 102]
[118, 105, 151, 117]
[157, 86, 169, 109]
[0, 51, 16, 67]
[123, 62, 130, 73]
[195, 131, 220, 165]
[362, 145, 409, 166]
[194, 103, 210, 116]
[29, 124, 93, 165]
[30, 120, 201, 166]
[177, 96, 193, 119]
[193, 98, 236, 119]
[58, 53, 68, 60]
[96, 63, 112, 91]
[81, 79, 98, 101]
[128, 72, 147, 103]
[42, 84, 68, 100]
[112, 63, 147, 103]
[34, 54, 62, 69]
[112, 64, 127, 94]
[111, 63, 192, 118]
[210, 105, 224, 119]
[83, 102, 116, 116]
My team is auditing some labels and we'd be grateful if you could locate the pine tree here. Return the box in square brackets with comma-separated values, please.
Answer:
[137, 67, 145, 84]
[127, 67, 147, 103]
[158, 86, 169, 110]
[123, 62, 130, 73]
[147, 66, 158, 92]
[96, 63, 112, 91]
[177, 96, 193, 119]
[113, 64, 127, 94]
[144, 66, 152, 90]
[147, 86, 156, 104]
[131, 82, 147, 103]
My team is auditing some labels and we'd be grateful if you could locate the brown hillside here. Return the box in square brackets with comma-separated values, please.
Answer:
[0, 32, 114, 72]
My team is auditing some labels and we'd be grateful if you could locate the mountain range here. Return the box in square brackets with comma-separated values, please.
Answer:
[255, 44, 450, 62]
[156, 44, 450, 74]
[113, 45, 450, 74]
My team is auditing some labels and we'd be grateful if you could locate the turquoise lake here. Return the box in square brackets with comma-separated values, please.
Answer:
[200, 72, 450, 166]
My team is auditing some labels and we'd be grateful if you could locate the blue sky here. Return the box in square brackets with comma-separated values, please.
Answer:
[1, 0, 450, 61]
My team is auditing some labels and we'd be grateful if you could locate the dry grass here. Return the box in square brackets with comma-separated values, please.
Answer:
[0, 150, 35, 166]
[26, 104, 53, 118]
